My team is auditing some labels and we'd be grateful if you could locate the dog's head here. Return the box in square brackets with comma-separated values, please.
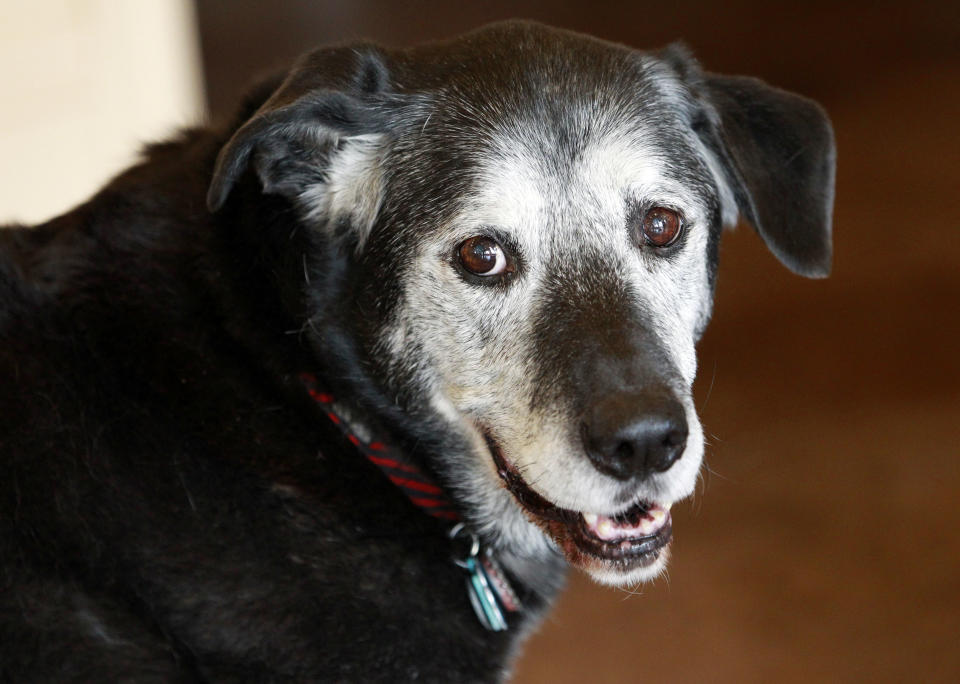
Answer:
[209, 22, 834, 587]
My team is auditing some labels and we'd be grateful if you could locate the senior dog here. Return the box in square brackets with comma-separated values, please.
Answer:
[0, 21, 834, 681]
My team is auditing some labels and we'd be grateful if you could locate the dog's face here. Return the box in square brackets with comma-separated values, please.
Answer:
[380, 70, 726, 586]
[209, 22, 834, 587]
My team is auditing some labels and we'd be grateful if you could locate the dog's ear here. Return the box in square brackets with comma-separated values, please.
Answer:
[664, 43, 836, 279]
[207, 46, 396, 244]
[701, 73, 835, 277]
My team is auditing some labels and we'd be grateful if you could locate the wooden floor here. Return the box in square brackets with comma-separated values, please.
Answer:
[196, 2, 960, 680]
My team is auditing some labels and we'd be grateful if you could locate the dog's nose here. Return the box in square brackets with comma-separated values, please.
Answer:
[582, 391, 688, 481]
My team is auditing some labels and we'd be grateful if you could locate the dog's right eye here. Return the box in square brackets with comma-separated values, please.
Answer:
[458, 236, 509, 277]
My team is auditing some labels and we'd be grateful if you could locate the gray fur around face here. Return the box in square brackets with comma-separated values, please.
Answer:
[212, 21, 834, 588]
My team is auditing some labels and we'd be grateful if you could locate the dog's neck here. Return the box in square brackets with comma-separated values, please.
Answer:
[299, 371, 536, 632]
[218, 193, 570, 623]
[300, 372, 460, 522]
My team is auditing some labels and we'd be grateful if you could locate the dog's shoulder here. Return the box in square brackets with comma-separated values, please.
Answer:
[0, 123, 218, 410]
[0, 83, 281, 541]
[0, 72, 288, 349]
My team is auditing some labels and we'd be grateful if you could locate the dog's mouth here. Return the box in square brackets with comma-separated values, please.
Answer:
[483, 434, 672, 576]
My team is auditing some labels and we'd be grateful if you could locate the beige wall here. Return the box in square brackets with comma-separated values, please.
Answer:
[0, 0, 204, 224]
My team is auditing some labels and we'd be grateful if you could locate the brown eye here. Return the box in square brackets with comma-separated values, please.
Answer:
[641, 207, 683, 247]
[458, 236, 508, 276]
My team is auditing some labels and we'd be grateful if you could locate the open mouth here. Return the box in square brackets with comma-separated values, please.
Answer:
[483, 434, 672, 574]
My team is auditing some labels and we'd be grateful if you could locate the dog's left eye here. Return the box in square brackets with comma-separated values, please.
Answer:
[458, 236, 509, 277]
[640, 207, 684, 248]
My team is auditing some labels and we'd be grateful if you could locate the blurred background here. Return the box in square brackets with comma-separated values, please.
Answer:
[2, 1, 957, 681]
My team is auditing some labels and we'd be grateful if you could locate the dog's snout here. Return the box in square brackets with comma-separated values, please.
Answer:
[582, 391, 688, 481]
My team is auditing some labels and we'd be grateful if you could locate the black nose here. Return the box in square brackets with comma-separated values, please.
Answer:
[582, 390, 689, 481]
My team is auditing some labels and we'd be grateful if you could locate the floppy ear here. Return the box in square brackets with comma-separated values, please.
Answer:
[701, 74, 836, 278]
[207, 45, 395, 243]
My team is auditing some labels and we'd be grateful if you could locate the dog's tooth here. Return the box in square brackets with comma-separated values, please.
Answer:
[651, 509, 666, 524]
[583, 512, 598, 526]
[638, 518, 653, 535]
[597, 519, 614, 539]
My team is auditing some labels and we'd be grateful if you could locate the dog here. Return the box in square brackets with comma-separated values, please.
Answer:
[0, 20, 834, 682]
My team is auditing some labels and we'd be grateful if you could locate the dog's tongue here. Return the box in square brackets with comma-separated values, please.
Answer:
[582, 503, 670, 541]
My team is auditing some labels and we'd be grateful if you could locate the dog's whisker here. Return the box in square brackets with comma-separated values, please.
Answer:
[616, 583, 646, 598]
[420, 111, 433, 136]
[302, 252, 311, 286]
[698, 359, 719, 412]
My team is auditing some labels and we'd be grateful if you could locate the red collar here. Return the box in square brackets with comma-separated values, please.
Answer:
[299, 372, 522, 630]
[300, 372, 459, 521]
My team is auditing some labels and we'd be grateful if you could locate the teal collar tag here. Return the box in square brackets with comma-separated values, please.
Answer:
[451, 524, 521, 632]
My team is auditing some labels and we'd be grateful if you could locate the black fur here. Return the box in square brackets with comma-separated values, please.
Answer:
[1, 21, 834, 681]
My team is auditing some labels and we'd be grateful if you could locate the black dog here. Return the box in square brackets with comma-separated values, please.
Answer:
[0, 21, 834, 681]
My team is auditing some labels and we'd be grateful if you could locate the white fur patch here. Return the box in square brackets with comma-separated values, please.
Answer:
[299, 133, 386, 247]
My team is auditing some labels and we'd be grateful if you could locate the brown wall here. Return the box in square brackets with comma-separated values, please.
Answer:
[196, 2, 960, 680]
